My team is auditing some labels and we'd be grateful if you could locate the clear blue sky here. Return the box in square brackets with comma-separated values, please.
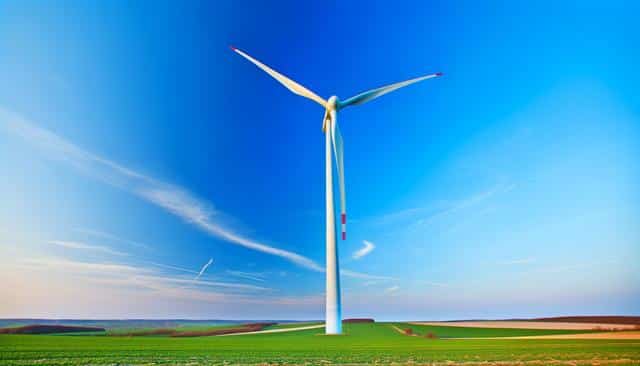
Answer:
[0, 1, 638, 320]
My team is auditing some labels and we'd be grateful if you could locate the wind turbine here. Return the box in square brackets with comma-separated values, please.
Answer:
[231, 46, 442, 334]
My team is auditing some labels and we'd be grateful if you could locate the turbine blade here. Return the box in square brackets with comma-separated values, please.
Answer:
[330, 119, 346, 240]
[231, 46, 327, 108]
[322, 108, 330, 132]
[338, 72, 442, 109]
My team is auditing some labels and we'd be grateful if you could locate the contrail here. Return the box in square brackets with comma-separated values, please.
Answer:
[147, 261, 200, 275]
[226, 270, 266, 282]
[194, 258, 213, 280]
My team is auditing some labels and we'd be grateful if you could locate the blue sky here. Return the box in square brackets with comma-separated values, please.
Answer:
[0, 1, 638, 320]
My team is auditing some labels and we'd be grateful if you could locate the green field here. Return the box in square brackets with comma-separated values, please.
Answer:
[104, 323, 240, 336]
[264, 321, 322, 330]
[1, 323, 639, 365]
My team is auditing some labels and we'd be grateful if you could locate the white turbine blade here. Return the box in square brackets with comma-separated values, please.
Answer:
[331, 119, 346, 240]
[231, 46, 327, 108]
[338, 72, 442, 109]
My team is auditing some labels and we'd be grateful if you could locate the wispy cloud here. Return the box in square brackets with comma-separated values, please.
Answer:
[385, 285, 400, 294]
[1, 108, 398, 281]
[47, 240, 128, 256]
[499, 257, 536, 265]
[522, 262, 600, 275]
[0, 108, 323, 272]
[411, 183, 516, 229]
[18, 257, 271, 293]
[359, 183, 516, 234]
[422, 281, 449, 287]
[226, 270, 266, 282]
[75, 228, 150, 250]
[194, 258, 213, 280]
[341, 269, 395, 281]
[352, 240, 375, 260]
[147, 261, 199, 275]
[19, 257, 150, 275]
[133, 274, 270, 292]
[365, 207, 429, 226]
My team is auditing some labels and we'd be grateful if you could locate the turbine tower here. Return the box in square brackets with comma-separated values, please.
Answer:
[231, 46, 442, 334]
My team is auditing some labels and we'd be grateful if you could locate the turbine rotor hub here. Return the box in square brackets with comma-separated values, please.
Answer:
[327, 96, 338, 111]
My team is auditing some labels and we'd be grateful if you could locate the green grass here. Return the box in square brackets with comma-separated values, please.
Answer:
[104, 323, 238, 336]
[1, 323, 638, 365]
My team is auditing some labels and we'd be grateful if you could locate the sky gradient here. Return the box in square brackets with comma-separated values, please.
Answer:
[0, 1, 639, 320]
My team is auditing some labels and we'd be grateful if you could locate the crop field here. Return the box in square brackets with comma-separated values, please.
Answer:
[394, 322, 603, 338]
[1, 323, 639, 365]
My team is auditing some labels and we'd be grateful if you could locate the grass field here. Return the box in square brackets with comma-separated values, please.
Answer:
[264, 321, 323, 330]
[1, 323, 639, 365]
[104, 323, 240, 336]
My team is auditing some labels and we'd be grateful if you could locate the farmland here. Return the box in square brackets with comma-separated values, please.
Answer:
[1, 322, 639, 365]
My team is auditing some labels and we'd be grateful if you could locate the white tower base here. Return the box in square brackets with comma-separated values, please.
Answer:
[325, 113, 342, 335]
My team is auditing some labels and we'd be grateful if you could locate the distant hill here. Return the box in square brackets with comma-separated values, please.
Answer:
[0, 319, 304, 329]
[531, 316, 640, 325]
[0, 325, 105, 334]
[343, 318, 375, 323]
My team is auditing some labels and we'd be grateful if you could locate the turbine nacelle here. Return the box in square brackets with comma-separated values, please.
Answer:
[322, 96, 339, 132]
[327, 96, 338, 111]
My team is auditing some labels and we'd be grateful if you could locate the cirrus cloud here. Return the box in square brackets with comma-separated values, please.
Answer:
[352, 240, 375, 260]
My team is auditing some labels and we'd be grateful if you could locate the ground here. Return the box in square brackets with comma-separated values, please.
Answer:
[1, 322, 639, 365]
[413, 321, 639, 330]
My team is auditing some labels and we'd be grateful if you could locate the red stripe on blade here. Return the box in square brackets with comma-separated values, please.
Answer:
[341, 214, 346, 224]
[342, 232, 346, 240]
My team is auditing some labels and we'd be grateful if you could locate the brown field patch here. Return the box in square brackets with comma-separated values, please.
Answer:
[171, 322, 276, 337]
[412, 360, 640, 366]
[343, 318, 375, 323]
[510, 331, 640, 339]
[412, 321, 637, 330]
[533, 316, 640, 325]
[111, 323, 277, 337]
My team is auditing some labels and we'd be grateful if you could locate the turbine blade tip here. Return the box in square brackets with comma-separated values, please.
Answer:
[229, 45, 237, 51]
[435, 72, 444, 77]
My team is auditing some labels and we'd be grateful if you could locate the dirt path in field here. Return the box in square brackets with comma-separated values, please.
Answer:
[384, 360, 640, 365]
[390, 324, 411, 335]
[407, 322, 640, 340]
[411, 321, 637, 330]
[217, 324, 324, 336]
[438, 331, 640, 340]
